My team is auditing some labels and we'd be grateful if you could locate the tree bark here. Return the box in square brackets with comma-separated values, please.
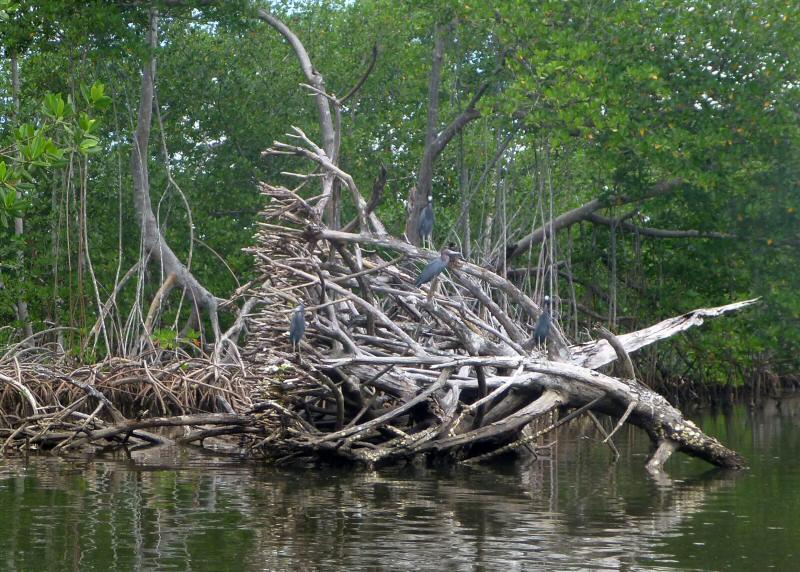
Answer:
[501, 178, 684, 268]
[131, 10, 221, 340]
[10, 51, 34, 343]
[406, 24, 446, 246]
[405, 25, 489, 245]
[257, 9, 337, 223]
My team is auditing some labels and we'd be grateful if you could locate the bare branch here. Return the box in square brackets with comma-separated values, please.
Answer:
[131, 9, 221, 341]
[144, 273, 177, 335]
[593, 324, 636, 380]
[257, 9, 335, 159]
[502, 178, 684, 266]
[587, 213, 734, 239]
[342, 164, 387, 233]
[406, 25, 492, 245]
[340, 43, 378, 104]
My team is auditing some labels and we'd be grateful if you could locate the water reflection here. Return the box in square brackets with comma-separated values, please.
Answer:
[1, 397, 797, 571]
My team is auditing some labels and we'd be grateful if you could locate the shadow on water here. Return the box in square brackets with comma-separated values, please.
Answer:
[1, 396, 798, 571]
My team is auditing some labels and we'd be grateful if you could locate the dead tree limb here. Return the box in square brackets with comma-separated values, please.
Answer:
[131, 10, 222, 340]
[587, 213, 734, 239]
[501, 178, 684, 267]
[405, 24, 491, 245]
[593, 324, 636, 380]
[258, 11, 387, 237]
[257, 10, 335, 160]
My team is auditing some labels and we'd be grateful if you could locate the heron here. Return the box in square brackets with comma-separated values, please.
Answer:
[533, 295, 552, 348]
[289, 302, 306, 354]
[419, 195, 435, 249]
[415, 248, 458, 287]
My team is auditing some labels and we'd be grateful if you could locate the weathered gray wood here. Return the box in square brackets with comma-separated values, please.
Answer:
[131, 10, 221, 341]
[240, 15, 752, 472]
[317, 298, 753, 469]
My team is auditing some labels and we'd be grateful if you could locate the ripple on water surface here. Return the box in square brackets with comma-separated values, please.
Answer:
[1, 396, 799, 571]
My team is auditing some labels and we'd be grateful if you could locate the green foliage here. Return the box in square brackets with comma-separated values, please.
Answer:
[0, 0, 16, 21]
[152, 328, 179, 350]
[0, 0, 797, 386]
[0, 83, 108, 229]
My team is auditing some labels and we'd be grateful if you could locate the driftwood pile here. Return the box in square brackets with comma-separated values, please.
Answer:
[0, 186, 754, 471]
[239, 172, 754, 472]
[230, 11, 753, 472]
[0, 153, 755, 472]
[0, 193, 755, 471]
[0, 356, 259, 453]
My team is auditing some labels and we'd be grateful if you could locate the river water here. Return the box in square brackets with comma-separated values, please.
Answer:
[1, 397, 798, 571]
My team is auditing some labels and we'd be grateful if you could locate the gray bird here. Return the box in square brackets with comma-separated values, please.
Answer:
[415, 248, 458, 287]
[289, 302, 306, 351]
[419, 196, 435, 247]
[533, 296, 552, 347]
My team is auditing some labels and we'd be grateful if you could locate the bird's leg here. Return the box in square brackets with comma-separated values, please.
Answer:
[540, 339, 553, 358]
[428, 277, 439, 308]
[414, 277, 440, 343]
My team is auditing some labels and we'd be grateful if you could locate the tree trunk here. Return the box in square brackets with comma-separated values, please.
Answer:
[406, 24, 446, 246]
[405, 24, 487, 245]
[131, 10, 220, 340]
[10, 51, 34, 343]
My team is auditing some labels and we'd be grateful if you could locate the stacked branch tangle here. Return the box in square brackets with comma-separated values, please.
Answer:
[237, 11, 752, 472]
[243, 164, 753, 471]
[0, 138, 754, 473]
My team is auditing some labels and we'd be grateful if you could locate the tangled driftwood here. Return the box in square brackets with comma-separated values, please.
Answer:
[231, 11, 754, 473]
[0, 356, 261, 452]
[236, 169, 755, 472]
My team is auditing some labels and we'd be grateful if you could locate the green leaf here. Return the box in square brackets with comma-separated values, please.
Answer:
[16, 123, 35, 141]
[42, 92, 66, 119]
[93, 95, 112, 111]
[79, 83, 91, 104]
[90, 81, 105, 102]
[78, 112, 96, 133]
[4, 189, 16, 209]
[79, 136, 99, 154]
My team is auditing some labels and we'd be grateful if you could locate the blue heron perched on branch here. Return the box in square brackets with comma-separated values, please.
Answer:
[415, 248, 459, 287]
[289, 302, 306, 353]
[533, 295, 552, 347]
[419, 195, 435, 249]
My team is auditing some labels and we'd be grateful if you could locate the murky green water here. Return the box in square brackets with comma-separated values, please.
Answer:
[1, 397, 798, 571]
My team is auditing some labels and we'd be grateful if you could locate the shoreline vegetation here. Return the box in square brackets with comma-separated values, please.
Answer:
[2, 3, 797, 475]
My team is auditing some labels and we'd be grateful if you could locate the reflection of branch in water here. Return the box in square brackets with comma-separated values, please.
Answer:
[512, 421, 743, 569]
[0, 415, 751, 572]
